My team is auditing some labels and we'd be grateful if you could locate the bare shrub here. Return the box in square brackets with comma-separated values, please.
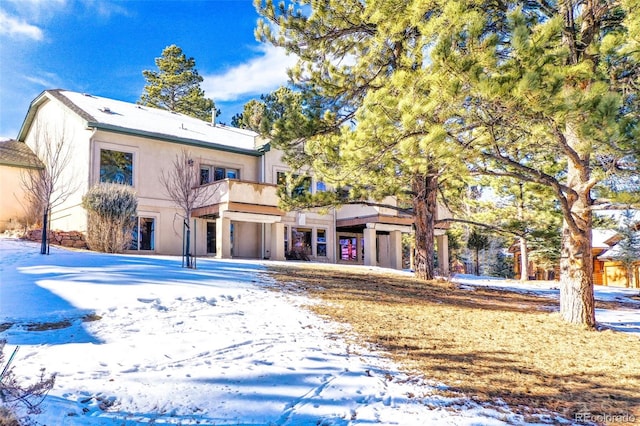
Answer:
[83, 183, 138, 253]
[0, 340, 56, 422]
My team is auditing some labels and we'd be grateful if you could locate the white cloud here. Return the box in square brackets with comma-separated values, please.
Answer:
[25, 71, 60, 88]
[0, 10, 44, 41]
[202, 44, 298, 102]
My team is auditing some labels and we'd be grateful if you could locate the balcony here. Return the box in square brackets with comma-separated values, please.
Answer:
[192, 179, 283, 218]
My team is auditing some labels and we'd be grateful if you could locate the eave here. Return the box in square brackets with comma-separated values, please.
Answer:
[87, 122, 264, 157]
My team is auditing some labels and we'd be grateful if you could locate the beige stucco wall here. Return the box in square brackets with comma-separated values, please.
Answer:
[88, 130, 265, 256]
[262, 147, 337, 262]
[0, 165, 33, 231]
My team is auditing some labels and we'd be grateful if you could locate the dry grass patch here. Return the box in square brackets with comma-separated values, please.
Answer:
[266, 264, 640, 423]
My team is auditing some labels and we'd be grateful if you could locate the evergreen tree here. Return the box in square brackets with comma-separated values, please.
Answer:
[255, 0, 639, 327]
[468, 229, 490, 276]
[140, 45, 214, 121]
[256, 3, 467, 280]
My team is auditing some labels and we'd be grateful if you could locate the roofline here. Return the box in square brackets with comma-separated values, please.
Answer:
[0, 160, 43, 169]
[17, 90, 49, 141]
[87, 122, 264, 157]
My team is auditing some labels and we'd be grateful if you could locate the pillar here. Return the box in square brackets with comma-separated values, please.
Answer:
[436, 233, 449, 275]
[389, 230, 402, 270]
[270, 222, 285, 261]
[363, 226, 377, 267]
[216, 215, 231, 259]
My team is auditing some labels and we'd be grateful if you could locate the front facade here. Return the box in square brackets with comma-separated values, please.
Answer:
[9, 90, 450, 272]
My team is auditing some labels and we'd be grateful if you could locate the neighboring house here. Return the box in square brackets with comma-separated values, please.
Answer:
[510, 228, 639, 288]
[597, 231, 640, 288]
[0, 139, 43, 231]
[10, 89, 451, 272]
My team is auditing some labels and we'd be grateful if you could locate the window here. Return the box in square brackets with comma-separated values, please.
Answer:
[200, 167, 211, 185]
[131, 217, 155, 250]
[100, 149, 133, 185]
[292, 227, 312, 255]
[206, 222, 216, 254]
[317, 229, 327, 257]
[200, 165, 239, 184]
[316, 181, 327, 192]
[277, 172, 312, 197]
[284, 226, 289, 253]
[339, 237, 358, 261]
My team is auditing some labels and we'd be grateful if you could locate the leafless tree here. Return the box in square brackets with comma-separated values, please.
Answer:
[160, 148, 216, 267]
[20, 120, 79, 254]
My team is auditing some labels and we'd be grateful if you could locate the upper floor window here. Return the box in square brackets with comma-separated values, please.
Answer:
[200, 165, 240, 185]
[100, 149, 133, 185]
[277, 172, 312, 197]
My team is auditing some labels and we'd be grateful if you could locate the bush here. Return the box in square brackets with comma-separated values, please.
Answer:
[82, 183, 138, 253]
[0, 340, 56, 423]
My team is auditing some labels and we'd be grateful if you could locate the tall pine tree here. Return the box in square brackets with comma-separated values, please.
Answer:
[140, 45, 214, 121]
[255, 0, 639, 327]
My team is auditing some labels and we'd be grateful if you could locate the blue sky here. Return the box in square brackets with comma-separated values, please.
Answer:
[0, 0, 296, 139]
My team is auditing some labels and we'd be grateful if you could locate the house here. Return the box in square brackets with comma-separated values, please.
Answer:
[510, 228, 639, 288]
[0, 139, 43, 231]
[597, 230, 640, 288]
[6, 89, 451, 272]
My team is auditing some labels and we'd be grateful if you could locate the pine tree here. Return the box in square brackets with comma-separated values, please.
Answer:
[256, 0, 639, 327]
[139, 45, 214, 121]
[256, 2, 468, 280]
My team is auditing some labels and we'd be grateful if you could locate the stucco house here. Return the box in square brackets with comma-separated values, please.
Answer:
[6, 89, 451, 271]
[0, 139, 42, 231]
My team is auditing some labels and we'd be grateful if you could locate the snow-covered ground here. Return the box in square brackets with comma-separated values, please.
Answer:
[0, 238, 635, 425]
[452, 274, 640, 334]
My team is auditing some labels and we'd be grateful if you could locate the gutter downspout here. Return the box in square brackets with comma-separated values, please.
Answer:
[260, 146, 266, 259]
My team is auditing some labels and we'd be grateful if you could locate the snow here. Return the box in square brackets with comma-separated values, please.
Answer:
[58, 90, 259, 152]
[451, 274, 640, 334]
[1, 239, 631, 425]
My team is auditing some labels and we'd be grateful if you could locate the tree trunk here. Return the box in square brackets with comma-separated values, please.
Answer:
[413, 173, 437, 280]
[519, 237, 529, 280]
[40, 206, 49, 255]
[559, 124, 595, 327]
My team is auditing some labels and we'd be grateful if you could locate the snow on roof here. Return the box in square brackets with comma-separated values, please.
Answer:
[57, 90, 260, 153]
[597, 232, 640, 260]
[592, 229, 618, 249]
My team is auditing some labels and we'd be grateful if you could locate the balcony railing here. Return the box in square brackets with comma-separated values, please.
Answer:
[193, 179, 281, 217]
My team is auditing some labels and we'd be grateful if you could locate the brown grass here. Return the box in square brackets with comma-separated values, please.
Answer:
[266, 263, 640, 424]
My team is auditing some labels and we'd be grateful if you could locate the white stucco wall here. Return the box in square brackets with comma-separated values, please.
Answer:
[23, 98, 93, 232]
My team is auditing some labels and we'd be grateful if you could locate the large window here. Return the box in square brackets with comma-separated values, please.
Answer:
[200, 165, 240, 184]
[100, 149, 133, 185]
[292, 227, 312, 255]
[339, 236, 359, 261]
[131, 217, 155, 251]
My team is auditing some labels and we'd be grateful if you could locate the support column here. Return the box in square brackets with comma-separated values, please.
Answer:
[436, 233, 449, 276]
[216, 214, 231, 259]
[363, 226, 377, 267]
[389, 230, 402, 270]
[270, 222, 285, 261]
